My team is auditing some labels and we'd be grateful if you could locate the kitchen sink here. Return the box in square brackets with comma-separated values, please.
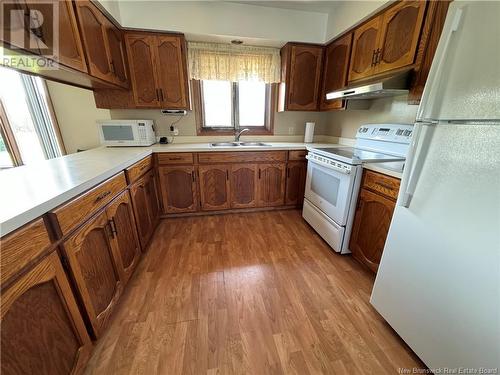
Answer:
[210, 142, 271, 147]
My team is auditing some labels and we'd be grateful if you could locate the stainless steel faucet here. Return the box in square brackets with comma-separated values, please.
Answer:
[234, 128, 250, 142]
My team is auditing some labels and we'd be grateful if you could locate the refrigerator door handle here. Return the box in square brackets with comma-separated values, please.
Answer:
[399, 123, 436, 208]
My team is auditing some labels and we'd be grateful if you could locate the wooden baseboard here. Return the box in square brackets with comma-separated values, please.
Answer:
[160, 205, 302, 219]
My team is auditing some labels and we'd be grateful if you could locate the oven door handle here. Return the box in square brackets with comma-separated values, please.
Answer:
[306, 155, 351, 175]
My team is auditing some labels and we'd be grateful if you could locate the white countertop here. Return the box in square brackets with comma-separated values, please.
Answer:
[0, 142, 331, 237]
[0, 141, 401, 237]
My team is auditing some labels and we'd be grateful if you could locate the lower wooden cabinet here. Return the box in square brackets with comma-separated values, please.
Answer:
[350, 170, 400, 273]
[230, 164, 258, 209]
[129, 170, 160, 249]
[1, 251, 93, 375]
[159, 166, 198, 213]
[258, 164, 286, 207]
[106, 190, 141, 284]
[285, 161, 307, 206]
[62, 210, 124, 338]
[198, 165, 230, 211]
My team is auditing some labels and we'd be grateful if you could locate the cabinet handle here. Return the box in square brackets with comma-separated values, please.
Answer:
[375, 181, 394, 190]
[375, 48, 382, 65]
[287, 167, 290, 178]
[94, 191, 111, 203]
[159, 88, 164, 102]
[357, 199, 364, 211]
[226, 169, 229, 180]
[110, 218, 118, 236]
[168, 157, 182, 160]
[371, 49, 377, 67]
[192, 171, 195, 182]
[156, 89, 160, 102]
[110, 60, 115, 74]
[106, 221, 115, 239]
[258, 169, 261, 179]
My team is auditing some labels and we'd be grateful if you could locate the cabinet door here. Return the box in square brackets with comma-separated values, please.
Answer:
[349, 188, 395, 273]
[348, 16, 382, 82]
[320, 33, 352, 111]
[287, 45, 323, 111]
[285, 161, 307, 206]
[376, 1, 426, 74]
[230, 164, 258, 209]
[125, 34, 160, 107]
[63, 210, 123, 337]
[106, 190, 141, 284]
[1, 252, 92, 375]
[159, 166, 198, 213]
[144, 170, 160, 229]
[258, 164, 286, 207]
[105, 21, 128, 87]
[129, 175, 153, 249]
[155, 35, 190, 109]
[198, 165, 230, 211]
[75, 1, 114, 82]
[27, 0, 87, 72]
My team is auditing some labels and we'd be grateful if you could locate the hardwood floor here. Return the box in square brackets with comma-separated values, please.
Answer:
[84, 210, 425, 374]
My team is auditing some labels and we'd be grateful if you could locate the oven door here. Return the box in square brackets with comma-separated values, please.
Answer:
[304, 156, 356, 225]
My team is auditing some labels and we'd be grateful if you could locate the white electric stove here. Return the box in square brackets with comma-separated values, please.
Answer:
[302, 124, 413, 254]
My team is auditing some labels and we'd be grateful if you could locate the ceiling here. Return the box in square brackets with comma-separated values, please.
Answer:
[229, 1, 337, 14]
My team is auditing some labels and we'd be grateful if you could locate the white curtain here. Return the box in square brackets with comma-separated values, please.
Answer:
[188, 42, 281, 83]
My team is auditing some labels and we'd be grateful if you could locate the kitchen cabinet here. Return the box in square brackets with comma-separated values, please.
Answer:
[62, 210, 123, 338]
[1, 252, 93, 375]
[124, 32, 190, 109]
[320, 33, 352, 111]
[278, 43, 323, 111]
[285, 161, 307, 206]
[349, 1, 426, 82]
[230, 164, 258, 209]
[159, 166, 198, 213]
[129, 170, 160, 249]
[75, 0, 128, 87]
[258, 164, 286, 207]
[106, 190, 141, 284]
[349, 170, 400, 273]
[198, 165, 231, 211]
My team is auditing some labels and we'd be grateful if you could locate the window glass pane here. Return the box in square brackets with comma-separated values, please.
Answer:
[238, 81, 266, 127]
[202, 80, 232, 127]
[0, 131, 14, 168]
[0, 67, 45, 164]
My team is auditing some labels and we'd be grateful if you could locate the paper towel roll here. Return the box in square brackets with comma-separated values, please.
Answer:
[304, 122, 315, 143]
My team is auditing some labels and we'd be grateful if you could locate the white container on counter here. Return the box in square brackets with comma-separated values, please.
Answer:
[304, 122, 315, 143]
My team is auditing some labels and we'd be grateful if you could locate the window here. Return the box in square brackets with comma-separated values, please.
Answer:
[194, 80, 275, 135]
[0, 66, 64, 168]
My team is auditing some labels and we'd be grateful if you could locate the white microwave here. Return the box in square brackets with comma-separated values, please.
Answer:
[98, 120, 156, 146]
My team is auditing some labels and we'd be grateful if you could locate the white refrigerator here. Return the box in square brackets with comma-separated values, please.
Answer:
[371, 0, 500, 371]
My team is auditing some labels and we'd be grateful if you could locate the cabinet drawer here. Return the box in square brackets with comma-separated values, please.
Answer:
[198, 151, 287, 164]
[157, 152, 194, 165]
[362, 170, 400, 200]
[288, 150, 307, 161]
[125, 155, 152, 184]
[51, 172, 127, 236]
[1, 218, 52, 285]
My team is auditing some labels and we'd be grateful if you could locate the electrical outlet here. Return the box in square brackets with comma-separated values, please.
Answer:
[288, 127, 295, 135]
[170, 126, 179, 136]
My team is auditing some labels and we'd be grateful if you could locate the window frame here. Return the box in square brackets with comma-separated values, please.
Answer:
[192, 79, 275, 136]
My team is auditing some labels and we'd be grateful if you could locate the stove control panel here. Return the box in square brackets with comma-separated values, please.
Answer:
[357, 124, 413, 143]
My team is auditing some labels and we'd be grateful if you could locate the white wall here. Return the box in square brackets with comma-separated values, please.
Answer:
[46, 82, 111, 153]
[114, 1, 327, 46]
[325, 96, 418, 139]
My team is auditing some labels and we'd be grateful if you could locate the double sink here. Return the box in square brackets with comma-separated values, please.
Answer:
[210, 142, 271, 147]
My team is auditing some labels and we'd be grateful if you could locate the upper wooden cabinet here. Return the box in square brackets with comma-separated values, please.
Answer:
[75, 0, 128, 87]
[124, 32, 190, 109]
[279, 43, 323, 111]
[1, 252, 93, 375]
[349, 1, 427, 82]
[320, 33, 352, 111]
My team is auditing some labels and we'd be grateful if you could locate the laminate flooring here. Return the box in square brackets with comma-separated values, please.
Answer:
[84, 210, 425, 374]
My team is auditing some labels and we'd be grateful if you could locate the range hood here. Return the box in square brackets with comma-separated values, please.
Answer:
[326, 70, 410, 100]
